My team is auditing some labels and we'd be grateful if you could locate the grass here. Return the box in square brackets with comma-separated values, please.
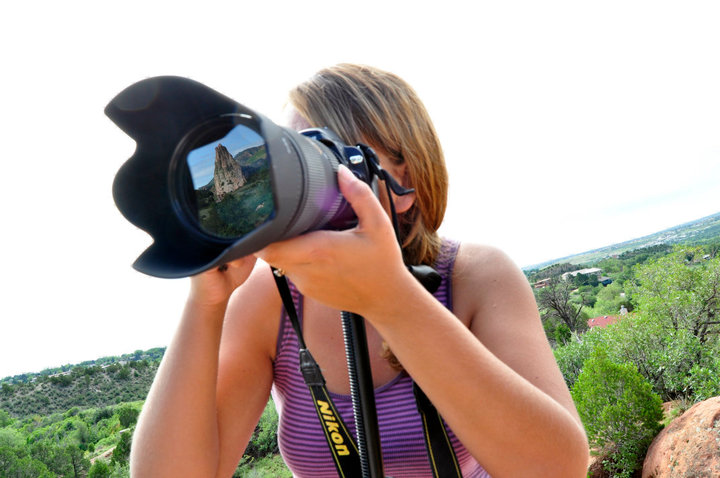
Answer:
[234, 454, 292, 478]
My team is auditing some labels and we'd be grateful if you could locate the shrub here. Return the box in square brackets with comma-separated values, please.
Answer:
[685, 358, 720, 402]
[553, 328, 606, 389]
[571, 348, 663, 478]
[116, 405, 139, 429]
[243, 401, 279, 459]
[111, 429, 132, 466]
[599, 313, 707, 399]
[88, 460, 111, 478]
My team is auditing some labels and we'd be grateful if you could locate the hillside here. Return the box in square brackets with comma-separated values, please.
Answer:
[0, 348, 165, 418]
[524, 211, 720, 271]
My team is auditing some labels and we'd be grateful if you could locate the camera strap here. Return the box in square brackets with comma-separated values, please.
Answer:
[272, 268, 363, 478]
[271, 267, 462, 478]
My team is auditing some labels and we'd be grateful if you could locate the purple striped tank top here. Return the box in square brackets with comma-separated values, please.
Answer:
[271, 239, 491, 477]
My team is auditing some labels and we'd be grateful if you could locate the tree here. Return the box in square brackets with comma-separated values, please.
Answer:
[111, 430, 132, 466]
[536, 277, 586, 333]
[116, 405, 139, 429]
[66, 444, 90, 478]
[597, 312, 708, 399]
[88, 460, 111, 478]
[0, 408, 12, 427]
[632, 248, 720, 343]
[571, 349, 663, 478]
[592, 281, 630, 316]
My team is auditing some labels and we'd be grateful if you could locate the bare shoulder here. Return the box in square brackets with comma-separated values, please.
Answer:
[452, 242, 537, 327]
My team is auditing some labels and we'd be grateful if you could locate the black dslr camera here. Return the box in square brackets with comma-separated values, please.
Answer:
[107, 76, 411, 278]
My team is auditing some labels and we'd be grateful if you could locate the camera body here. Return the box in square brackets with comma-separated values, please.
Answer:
[107, 76, 381, 278]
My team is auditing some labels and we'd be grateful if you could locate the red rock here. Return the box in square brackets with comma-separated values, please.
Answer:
[642, 396, 720, 478]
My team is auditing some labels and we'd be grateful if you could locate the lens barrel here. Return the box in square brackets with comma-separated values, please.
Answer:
[107, 76, 365, 278]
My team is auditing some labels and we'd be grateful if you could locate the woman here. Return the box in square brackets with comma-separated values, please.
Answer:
[130, 64, 589, 477]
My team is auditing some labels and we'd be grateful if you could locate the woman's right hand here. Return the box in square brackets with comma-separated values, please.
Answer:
[189, 256, 258, 307]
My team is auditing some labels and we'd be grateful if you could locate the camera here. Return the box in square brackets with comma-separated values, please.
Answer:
[107, 76, 409, 278]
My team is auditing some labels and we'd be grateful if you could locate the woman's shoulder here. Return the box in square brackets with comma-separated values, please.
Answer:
[451, 241, 535, 321]
[452, 241, 524, 281]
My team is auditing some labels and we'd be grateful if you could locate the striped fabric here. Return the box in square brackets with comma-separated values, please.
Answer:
[271, 239, 491, 477]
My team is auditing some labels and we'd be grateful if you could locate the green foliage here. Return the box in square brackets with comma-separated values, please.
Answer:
[585, 281, 631, 317]
[0, 395, 291, 477]
[599, 313, 714, 399]
[116, 405, 139, 429]
[685, 357, 720, 402]
[525, 262, 577, 283]
[631, 248, 720, 343]
[243, 401, 280, 460]
[0, 360, 160, 419]
[536, 277, 587, 333]
[0, 400, 144, 477]
[550, 243, 720, 475]
[552, 323, 572, 346]
[235, 453, 292, 478]
[88, 460, 111, 478]
[111, 430, 132, 466]
[0, 428, 24, 448]
[571, 349, 663, 478]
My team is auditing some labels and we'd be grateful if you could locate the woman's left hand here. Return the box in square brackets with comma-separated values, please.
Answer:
[255, 165, 412, 317]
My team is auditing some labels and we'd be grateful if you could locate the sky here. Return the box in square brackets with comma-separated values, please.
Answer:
[1, 0, 718, 379]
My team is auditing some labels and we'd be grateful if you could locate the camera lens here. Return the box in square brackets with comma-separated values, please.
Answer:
[108, 76, 367, 277]
[175, 117, 276, 240]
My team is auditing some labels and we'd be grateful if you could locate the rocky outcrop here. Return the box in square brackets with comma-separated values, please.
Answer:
[642, 396, 720, 477]
[213, 143, 245, 202]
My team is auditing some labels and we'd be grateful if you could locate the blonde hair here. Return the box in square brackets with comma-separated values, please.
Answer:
[288, 64, 448, 265]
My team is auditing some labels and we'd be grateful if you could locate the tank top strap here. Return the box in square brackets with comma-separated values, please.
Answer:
[431, 238, 460, 312]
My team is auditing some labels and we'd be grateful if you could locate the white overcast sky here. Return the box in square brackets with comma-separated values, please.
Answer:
[1, 0, 718, 378]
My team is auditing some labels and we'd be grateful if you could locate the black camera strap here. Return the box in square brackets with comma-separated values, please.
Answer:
[271, 267, 462, 478]
[413, 383, 463, 477]
[272, 268, 363, 478]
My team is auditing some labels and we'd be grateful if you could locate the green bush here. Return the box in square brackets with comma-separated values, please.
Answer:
[598, 313, 707, 399]
[88, 460, 111, 478]
[111, 429, 132, 466]
[685, 358, 720, 402]
[571, 349, 663, 478]
[243, 401, 279, 459]
[116, 405, 139, 429]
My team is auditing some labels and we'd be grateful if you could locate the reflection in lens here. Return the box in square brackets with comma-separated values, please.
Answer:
[186, 124, 275, 238]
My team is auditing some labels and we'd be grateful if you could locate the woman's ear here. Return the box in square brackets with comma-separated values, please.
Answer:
[388, 163, 416, 213]
[394, 190, 416, 213]
[373, 147, 416, 214]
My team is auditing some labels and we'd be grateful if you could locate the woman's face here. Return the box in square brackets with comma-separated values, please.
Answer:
[283, 105, 415, 214]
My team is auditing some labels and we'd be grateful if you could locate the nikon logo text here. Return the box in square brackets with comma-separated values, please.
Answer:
[317, 400, 350, 456]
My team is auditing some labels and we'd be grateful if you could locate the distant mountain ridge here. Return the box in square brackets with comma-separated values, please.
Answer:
[524, 211, 720, 271]
[0, 347, 166, 384]
[0, 348, 166, 418]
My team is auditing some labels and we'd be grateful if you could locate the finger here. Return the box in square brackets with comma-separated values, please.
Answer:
[337, 165, 390, 232]
[255, 230, 331, 268]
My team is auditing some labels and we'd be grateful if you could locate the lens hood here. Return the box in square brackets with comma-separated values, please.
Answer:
[108, 76, 353, 278]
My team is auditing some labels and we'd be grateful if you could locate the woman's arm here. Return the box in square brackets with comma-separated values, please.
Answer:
[258, 166, 589, 477]
[130, 259, 281, 478]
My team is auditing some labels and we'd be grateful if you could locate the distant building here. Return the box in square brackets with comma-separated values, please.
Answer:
[587, 315, 619, 328]
[533, 278, 552, 289]
[562, 267, 602, 281]
[598, 276, 613, 286]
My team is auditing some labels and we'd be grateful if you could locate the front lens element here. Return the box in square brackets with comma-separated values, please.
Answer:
[186, 123, 275, 239]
